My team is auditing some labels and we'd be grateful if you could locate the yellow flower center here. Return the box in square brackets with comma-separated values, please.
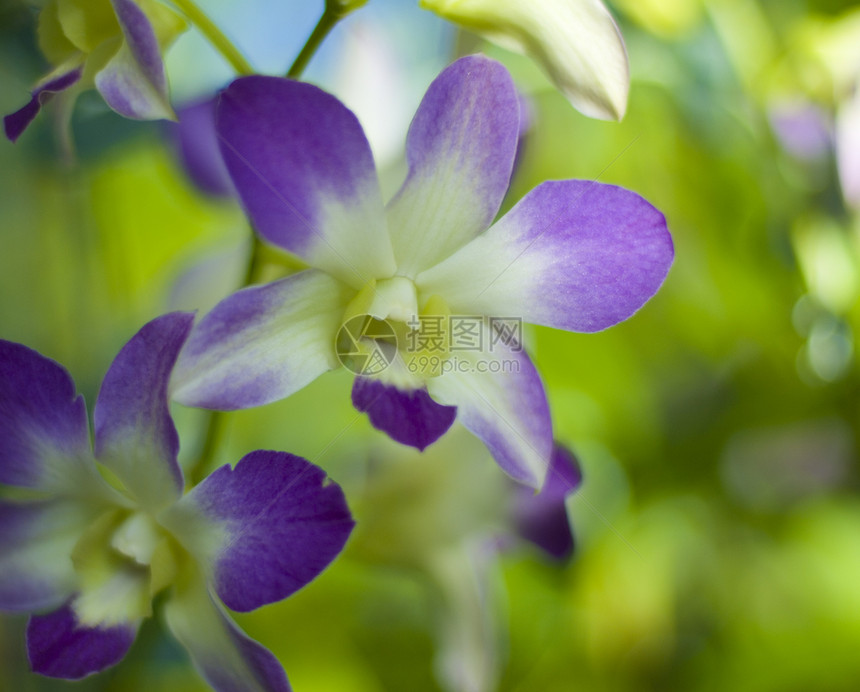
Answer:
[335, 278, 454, 380]
[70, 509, 179, 627]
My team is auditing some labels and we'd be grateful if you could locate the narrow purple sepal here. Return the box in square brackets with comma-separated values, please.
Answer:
[94, 312, 194, 507]
[96, 0, 171, 119]
[204, 623, 291, 692]
[164, 582, 291, 692]
[428, 341, 553, 488]
[113, 0, 167, 94]
[386, 55, 520, 274]
[0, 340, 89, 489]
[170, 97, 234, 197]
[352, 377, 457, 451]
[178, 451, 354, 612]
[3, 68, 82, 142]
[27, 602, 137, 680]
[513, 445, 582, 560]
[404, 54, 518, 190]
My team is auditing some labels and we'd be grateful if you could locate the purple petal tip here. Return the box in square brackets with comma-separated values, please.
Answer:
[514, 444, 582, 560]
[4, 69, 82, 142]
[27, 603, 136, 680]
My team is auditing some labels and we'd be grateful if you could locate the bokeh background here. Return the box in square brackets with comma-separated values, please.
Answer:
[2, 0, 860, 690]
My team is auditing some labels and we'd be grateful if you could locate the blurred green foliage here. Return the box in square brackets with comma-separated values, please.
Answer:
[2, 1, 859, 691]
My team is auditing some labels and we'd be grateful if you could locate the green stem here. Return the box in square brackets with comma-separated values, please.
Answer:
[243, 235, 265, 286]
[189, 237, 261, 482]
[172, 0, 255, 76]
[192, 410, 230, 485]
[54, 90, 78, 170]
[287, 1, 356, 78]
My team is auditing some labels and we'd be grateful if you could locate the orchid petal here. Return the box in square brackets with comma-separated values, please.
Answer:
[386, 55, 520, 276]
[352, 377, 457, 451]
[216, 76, 395, 287]
[27, 602, 137, 680]
[426, 331, 552, 488]
[0, 340, 99, 494]
[421, 0, 630, 120]
[429, 541, 500, 692]
[160, 450, 354, 612]
[94, 312, 193, 510]
[513, 444, 581, 560]
[164, 575, 290, 692]
[93, 0, 174, 120]
[417, 180, 673, 333]
[0, 500, 97, 612]
[171, 270, 352, 410]
[3, 67, 82, 143]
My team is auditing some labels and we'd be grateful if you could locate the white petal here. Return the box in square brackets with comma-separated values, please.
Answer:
[426, 323, 552, 487]
[422, 0, 630, 120]
[837, 84, 860, 209]
[171, 270, 353, 410]
[164, 573, 290, 692]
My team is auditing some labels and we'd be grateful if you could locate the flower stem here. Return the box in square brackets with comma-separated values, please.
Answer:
[191, 410, 230, 485]
[171, 0, 255, 76]
[287, 1, 363, 78]
[189, 236, 261, 482]
[243, 234, 265, 285]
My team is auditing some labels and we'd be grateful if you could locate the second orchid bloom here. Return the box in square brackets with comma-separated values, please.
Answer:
[0, 314, 353, 690]
[421, 0, 631, 120]
[170, 55, 674, 489]
[4, 0, 185, 141]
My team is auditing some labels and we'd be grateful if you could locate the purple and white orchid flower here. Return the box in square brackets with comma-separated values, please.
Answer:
[4, 0, 184, 142]
[0, 313, 354, 690]
[170, 54, 673, 489]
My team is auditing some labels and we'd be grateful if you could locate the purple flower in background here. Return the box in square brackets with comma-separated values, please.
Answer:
[170, 54, 673, 489]
[0, 313, 354, 689]
[4, 0, 185, 142]
[168, 97, 235, 198]
[347, 431, 581, 692]
[512, 444, 582, 560]
[769, 101, 832, 161]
